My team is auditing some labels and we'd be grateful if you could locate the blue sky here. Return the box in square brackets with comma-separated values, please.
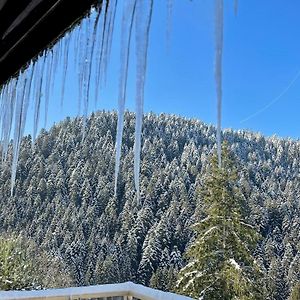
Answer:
[27, 0, 300, 139]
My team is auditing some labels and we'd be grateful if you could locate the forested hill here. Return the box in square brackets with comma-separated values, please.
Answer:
[0, 111, 300, 299]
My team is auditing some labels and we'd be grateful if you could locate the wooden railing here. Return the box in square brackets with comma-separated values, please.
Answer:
[0, 282, 194, 300]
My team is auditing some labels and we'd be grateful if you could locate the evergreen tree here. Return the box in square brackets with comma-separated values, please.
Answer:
[0, 112, 300, 293]
[176, 144, 263, 299]
[290, 283, 300, 300]
[0, 235, 72, 290]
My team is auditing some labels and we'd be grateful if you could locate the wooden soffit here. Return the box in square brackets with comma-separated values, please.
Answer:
[0, 0, 100, 86]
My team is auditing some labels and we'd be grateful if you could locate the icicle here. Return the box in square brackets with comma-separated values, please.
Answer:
[44, 51, 54, 128]
[94, 0, 108, 105]
[11, 73, 30, 195]
[51, 45, 60, 92]
[77, 22, 85, 115]
[11, 78, 24, 195]
[134, 0, 153, 200]
[81, 17, 93, 138]
[0, 80, 16, 161]
[87, 12, 101, 107]
[95, 0, 117, 104]
[60, 33, 71, 108]
[215, 0, 224, 168]
[0, 84, 8, 160]
[106, 1, 117, 69]
[0, 0, 158, 196]
[33, 76, 42, 143]
[24, 63, 35, 129]
[73, 27, 81, 68]
[101, 0, 117, 86]
[234, 0, 238, 16]
[82, 11, 102, 136]
[0, 3, 121, 192]
[33, 57, 46, 143]
[166, 0, 173, 51]
[114, 0, 137, 195]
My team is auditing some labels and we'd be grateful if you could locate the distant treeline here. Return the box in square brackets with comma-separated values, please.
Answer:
[0, 111, 299, 299]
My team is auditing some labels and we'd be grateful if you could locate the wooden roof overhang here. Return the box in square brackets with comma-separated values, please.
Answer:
[0, 0, 100, 86]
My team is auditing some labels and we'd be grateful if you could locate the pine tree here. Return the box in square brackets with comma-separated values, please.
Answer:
[1, 112, 300, 290]
[290, 283, 300, 300]
[176, 143, 263, 299]
[0, 235, 72, 290]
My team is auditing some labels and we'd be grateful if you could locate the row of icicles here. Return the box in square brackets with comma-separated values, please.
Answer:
[0, 0, 235, 198]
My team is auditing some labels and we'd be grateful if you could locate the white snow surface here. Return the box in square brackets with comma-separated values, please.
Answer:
[229, 258, 241, 270]
[201, 226, 218, 240]
[0, 282, 194, 300]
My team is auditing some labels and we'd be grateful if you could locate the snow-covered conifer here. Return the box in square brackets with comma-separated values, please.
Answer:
[176, 143, 264, 299]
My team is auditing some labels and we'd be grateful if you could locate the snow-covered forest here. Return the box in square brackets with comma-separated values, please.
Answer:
[0, 111, 300, 299]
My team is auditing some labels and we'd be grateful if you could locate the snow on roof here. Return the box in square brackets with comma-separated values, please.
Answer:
[0, 282, 195, 300]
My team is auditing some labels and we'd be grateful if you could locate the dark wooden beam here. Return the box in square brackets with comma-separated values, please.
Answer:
[0, 0, 100, 86]
[0, 0, 8, 10]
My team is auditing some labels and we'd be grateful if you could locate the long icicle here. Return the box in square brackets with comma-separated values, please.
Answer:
[11, 61, 39, 193]
[215, 0, 224, 168]
[94, 0, 108, 105]
[94, 0, 117, 104]
[0, 83, 9, 161]
[86, 11, 101, 112]
[11, 73, 30, 195]
[82, 17, 93, 138]
[106, 0, 117, 75]
[1, 79, 16, 162]
[44, 50, 54, 128]
[166, 0, 173, 51]
[234, 0, 238, 16]
[134, 0, 153, 200]
[33, 57, 45, 143]
[101, 0, 117, 87]
[114, 0, 137, 195]
[60, 33, 71, 108]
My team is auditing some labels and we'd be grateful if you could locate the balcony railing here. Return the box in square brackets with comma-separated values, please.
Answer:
[0, 282, 194, 300]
